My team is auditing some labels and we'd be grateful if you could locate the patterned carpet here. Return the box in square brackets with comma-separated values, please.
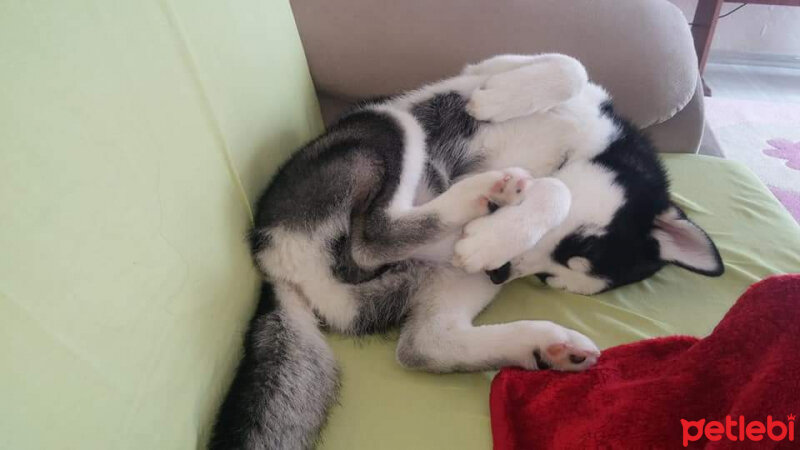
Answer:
[704, 97, 800, 223]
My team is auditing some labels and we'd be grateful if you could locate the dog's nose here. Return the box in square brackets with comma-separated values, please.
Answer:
[486, 262, 512, 285]
[534, 272, 552, 284]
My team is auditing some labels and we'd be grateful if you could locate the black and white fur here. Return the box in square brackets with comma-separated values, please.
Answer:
[209, 54, 723, 449]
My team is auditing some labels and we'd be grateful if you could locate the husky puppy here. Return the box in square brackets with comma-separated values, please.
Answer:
[209, 54, 723, 449]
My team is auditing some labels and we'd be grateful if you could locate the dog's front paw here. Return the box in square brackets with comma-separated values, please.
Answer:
[453, 215, 521, 274]
[445, 168, 533, 224]
[486, 167, 533, 208]
[533, 326, 600, 372]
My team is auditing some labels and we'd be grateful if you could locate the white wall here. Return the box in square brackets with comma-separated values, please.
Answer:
[670, 1, 800, 56]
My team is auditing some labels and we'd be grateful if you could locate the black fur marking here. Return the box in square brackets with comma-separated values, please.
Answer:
[329, 234, 392, 284]
[552, 110, 672, 290]
[487, 262, 512, 285]
[247, 228, 272, 258]
[533, 350, 552, 370]
[556, 154, 569, 171]
[360, 211, 441, 252]
[534, 272, 553, 284]
[600, 100, 614, 116]
[252, 110, 405, 232]
[350, 262, 426, 335]
[412, 92, 484, 180]
[424, 161, 449, 195]
[569, 354, 587, 364]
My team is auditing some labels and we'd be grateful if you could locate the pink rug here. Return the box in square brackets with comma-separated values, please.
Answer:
[704, 97, 800, 223]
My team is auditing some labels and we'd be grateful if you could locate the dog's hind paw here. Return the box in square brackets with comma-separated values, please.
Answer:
[533, 327, 600, 372]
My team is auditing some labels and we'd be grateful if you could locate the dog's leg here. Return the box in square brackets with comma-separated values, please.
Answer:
[466, 54, 588, 122]
[352, 165, 533, 268]
[453, 177, 571, 273]
[461, 53, 571, 76]
[344, 105, 536, 269]
[396, 268, 600, 372]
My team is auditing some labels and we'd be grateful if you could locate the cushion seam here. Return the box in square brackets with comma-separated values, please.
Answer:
[158, 0, 254, 223]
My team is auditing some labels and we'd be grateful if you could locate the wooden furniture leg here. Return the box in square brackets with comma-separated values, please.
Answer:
[691, 0, 723, 95]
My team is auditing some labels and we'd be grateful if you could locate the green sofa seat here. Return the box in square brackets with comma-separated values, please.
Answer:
[1, 1, 798, 449]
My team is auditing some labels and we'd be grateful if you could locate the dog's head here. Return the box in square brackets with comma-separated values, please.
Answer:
[489, 126, 723, 295]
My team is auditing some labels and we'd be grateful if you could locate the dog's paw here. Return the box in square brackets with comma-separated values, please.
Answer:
[453, 215, 521, 273]
[466, 56, 588, 122]
[444, 168, 533, 223]
[485, 167, 533, 208]
[533, 326, 600, 372]
[467, 86, 522, 122]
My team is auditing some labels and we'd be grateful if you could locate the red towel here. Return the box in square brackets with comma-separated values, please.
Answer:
[490, 275, 800, 449]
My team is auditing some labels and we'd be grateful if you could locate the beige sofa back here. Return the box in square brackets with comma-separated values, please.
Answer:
[291, 0, 703, 153]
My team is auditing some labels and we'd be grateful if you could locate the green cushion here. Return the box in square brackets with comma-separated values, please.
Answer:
[0, 1, 321, 449]
[321, 155, 800, 449]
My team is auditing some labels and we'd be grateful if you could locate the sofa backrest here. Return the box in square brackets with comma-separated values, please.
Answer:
[290, 0, 700, 147]
[0, 1, 322, 448]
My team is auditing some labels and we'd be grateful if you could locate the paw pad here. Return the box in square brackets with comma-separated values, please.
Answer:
[487, 168, 532, 207]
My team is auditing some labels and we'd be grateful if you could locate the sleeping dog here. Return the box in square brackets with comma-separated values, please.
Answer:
[210, 54, 723, 449]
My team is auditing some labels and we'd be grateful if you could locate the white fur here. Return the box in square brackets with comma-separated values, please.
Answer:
[435, 168, 530, 222]
[471, 87, 618, 178]
[463, 53, 581, 77]
[388, 75, 487, 111]
[453, 177, 571, 272]
[410, 168, 533, 263]
[567, 257, 592, 273]
[397, 268, 600, 371]
[503, 161, 626, 294]
[448, 57, 624, 288]
[372, 106, 429, 217]
[256, 221, 359, 332]
[452, 158, 625, 293]
[467, 55, 588, 122]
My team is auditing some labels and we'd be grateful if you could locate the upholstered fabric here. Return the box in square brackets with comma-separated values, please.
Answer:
[291, 0, 701, 152]
[645, 76, 705, 154]
[0, 1, 322, 449]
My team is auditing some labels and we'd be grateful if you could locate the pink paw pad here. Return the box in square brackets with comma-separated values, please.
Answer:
[492, 179, 510, 194]
[515, 178, 531, 194]
[546, 343, 567, 357]
[547, 343, 595, 365]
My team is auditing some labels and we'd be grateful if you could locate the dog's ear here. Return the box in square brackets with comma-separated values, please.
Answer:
[652, 204, 724, 276]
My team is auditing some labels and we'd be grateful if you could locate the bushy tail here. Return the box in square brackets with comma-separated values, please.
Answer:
[209, 282, 339, 450]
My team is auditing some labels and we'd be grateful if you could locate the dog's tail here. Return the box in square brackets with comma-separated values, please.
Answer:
[209, 282, 339, 450]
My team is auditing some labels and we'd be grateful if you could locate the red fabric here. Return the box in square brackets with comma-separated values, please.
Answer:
[490, 275, 800, 449]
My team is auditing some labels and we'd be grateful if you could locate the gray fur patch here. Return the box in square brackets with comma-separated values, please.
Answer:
[412, 92, 484, 180]
[209, 285, 339, 450]
[350, 261, 429, 335]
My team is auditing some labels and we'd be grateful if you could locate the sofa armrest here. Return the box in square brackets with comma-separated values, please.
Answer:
[291, 0, 701, 152]
[643, 74, 704, 154]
